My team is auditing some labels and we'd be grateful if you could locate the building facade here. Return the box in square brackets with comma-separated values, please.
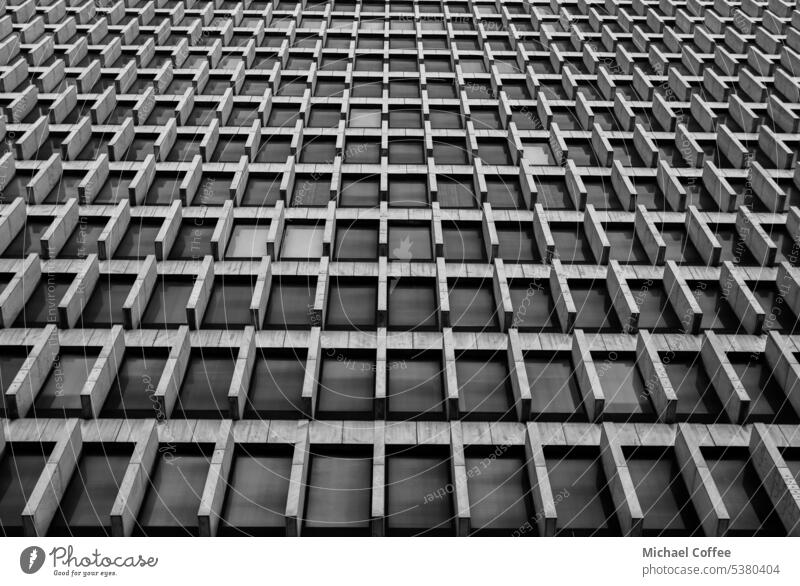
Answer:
[1, 0, 800, 536]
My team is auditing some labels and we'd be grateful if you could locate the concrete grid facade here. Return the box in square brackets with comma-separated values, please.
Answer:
[0, 0, 800, 537]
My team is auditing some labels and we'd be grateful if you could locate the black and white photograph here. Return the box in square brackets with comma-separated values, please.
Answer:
[0, 0, 799, 583]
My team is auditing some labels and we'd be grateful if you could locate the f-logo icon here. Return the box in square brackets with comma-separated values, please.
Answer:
[20, 546, 46, 574]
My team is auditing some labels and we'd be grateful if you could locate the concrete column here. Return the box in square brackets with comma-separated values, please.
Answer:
[154, 199, 182, 260]
[80, 325, 125, 418]
[736, 206, 777, 266]
[749, 423, 800, 536]
[285, 420, 310, 536]
[600, 423, 643, 536]
[123, 254, 157, 329]
[550, 260, 575, 332]
[571, 330, 604, 421]
[249, 256, 272, 329]
[210, 199, 234, 260]
[371, 421, 385, 536]
[227, 326, 256, 420]
[442, 327, 458, 420]
[584, 204, 609, 265]
[40, 197, 79, 259]
[300, 327, 322, 418]
[685, 205, 722, 266]
[4, 325, 59, 418]
[198, 421, 234, 536]
[0, 253, 39, 328]
[186, 255, 214, 330]
[57, 253, 99, 328]
[450, 421, 470, 536]
[154, 326, 191, 419]
[720, 261, 765, 334]
[636, 331, 677, 422]
[97, 200, 130, 260]
[22, 419, 82, 536]
[701, 331, 750, 423]
[111, 421, 159, 536]
[607, 260, 639, 334]
[675, 423, 728, 536]
[507, 329, 531, 421]
[525, 422, 557, 536]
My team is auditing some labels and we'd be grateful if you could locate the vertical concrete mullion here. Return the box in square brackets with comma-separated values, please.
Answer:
[97, 200, 130, 260]
[525, 422, 557, 536]
[301, 327, 322, 418]
[571, 329, 604, 421]
[186, 254, 214, 330]
[371, 420, 385, 536]
[635, 331, 677, 422]
[111, 421, 158, 536]
[607, 260, 639, 334]
[0, 252, 39, 328]
[22, 418, 82, 536]
[122, 254, 157, 329]
[749, 423, 800, 536]
[210, 199, 234, 261]
[450, 421, 470, 536]
[764, 331, 800, 417]
[600, 423, 643, 536]
[80, 324, 125, 418]
[584, 204, 610, 265]
[663, 260, 702, 334]
[507, 329, 531, 421]
[442, 327, 458, 420]
[550, 260, 575, 332]
[634, 205, 666, 265]
[719, 261, 764, 334]
[375, 327, 386, 420]
[198, 420, 234, 537]
[5, 324, 59, 418]
[154, 325, 191, 419]
[249, 255, 272, 329]
[675, 423, 729, 536]
[227, 326, 256, 420]
[701, 330, 750, 423]
[285, 420, 310, 536]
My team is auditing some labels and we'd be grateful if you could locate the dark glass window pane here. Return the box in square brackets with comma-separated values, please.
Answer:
[388, 224, 432, 260]
[168, 220, 215, 260]
[571, 282, 621, 332]
[3, 217, 53, 258]
[317, 352, 374, 417]
[334, 223, 378, 260]
[625, 447, 701, 536]
[466, 447, 533, 535]
[136, 448, 211, 536]
[114, 217, 161, 259]
[456, 352, 513, 419]
[174, 349, 237, 418]
[630, 280, 681, 331]
[387, 352, 445, 419]
[59, 218, 106, 258]
[525, 352, 585, 420]
[442, 224, 485, 261]
[448, 281, 498, 330]
[496, 225, 539, 263]
[14, 274, 73, 327]
[544, 447, 620, 536]
[386, 447, 454, 535]
[80, 275, 135, 327]
[281, 225, 324, 259]
[101, 348, 169, 417]
[0, 444, 52, 535]
[594, 353, 654, 420]
[141, 277, 194, 328]
[303, 446, 372, 535]
[49, 445, 132, 536]
[326, 280, 377, 329]
[388, 278, 438, 330]
[33, 350, 100, 416]
[246, 350, 308, 417]
[662, 352, 726, 423]
[264, 278, 316, 328]
[704, 448, 785, 536]
[202, 277, 256, 328]
[219, 446, 293, 535]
